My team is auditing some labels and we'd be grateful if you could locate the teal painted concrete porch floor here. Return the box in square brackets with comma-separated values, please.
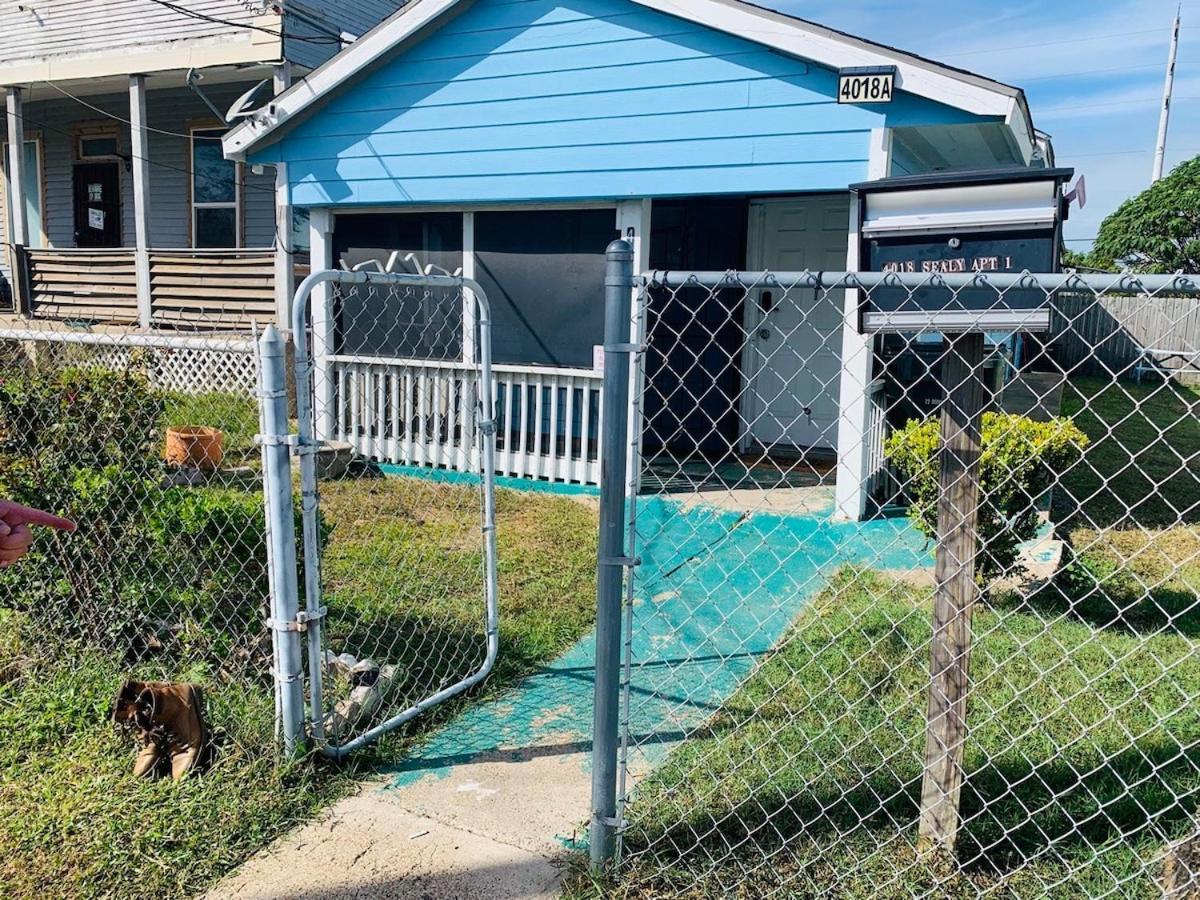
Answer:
[385, 493, 932, 809]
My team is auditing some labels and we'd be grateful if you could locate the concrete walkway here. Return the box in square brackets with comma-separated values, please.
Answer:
[209, 496, 929, 899]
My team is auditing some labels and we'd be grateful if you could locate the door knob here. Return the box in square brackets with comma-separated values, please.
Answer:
[758, 328, 771, 340]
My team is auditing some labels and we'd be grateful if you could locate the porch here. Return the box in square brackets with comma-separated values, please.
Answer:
[2, 246, 280, 330]
[2, 75, 291, 331]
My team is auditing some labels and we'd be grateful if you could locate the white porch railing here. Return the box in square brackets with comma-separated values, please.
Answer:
[328, 356, 603, 486]
[865, 377, 895, 507]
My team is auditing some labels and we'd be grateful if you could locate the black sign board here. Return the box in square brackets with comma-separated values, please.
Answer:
[853, 168, 1074, 333]
[866, 229, 1054, 323]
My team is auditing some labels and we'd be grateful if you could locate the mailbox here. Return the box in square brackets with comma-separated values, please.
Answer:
[852, 168, 1075, 334]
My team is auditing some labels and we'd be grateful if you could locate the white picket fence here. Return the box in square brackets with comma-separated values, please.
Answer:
[328, 356, 603, 486]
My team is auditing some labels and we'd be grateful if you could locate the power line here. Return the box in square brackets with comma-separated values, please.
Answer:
[141, 0, 341, 44]
[939, 27, 1166, 58]
[16, 107, 300, 252]
[1064, 147, 1200, 158]
[1022, 60, 1200, 82]
[40, 82, 225, 141]
[1038, 94, 1200, 113]
[16, 110, 277, 199]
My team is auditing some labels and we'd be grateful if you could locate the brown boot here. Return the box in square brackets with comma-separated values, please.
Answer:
[132, 739, 162, 778]
[113, 681, 208, 780]
[165, 685, 206, 780]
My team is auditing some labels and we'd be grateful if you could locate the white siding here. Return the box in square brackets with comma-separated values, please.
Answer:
[0, 0, 263, 68]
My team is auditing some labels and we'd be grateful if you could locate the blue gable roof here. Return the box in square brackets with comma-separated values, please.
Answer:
[251, 0, 1007, 206]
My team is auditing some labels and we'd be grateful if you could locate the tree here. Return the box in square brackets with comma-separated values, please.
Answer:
[1090, 155, 1200, 273]
[1061, 246, 1104, 271]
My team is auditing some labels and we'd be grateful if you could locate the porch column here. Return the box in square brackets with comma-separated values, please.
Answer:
[129, 75, 153, 329]
[309, 208, 336, 441]
[834, 127, 892, 521]
[273, 63, 295, 331]
[5, 87, 28, 247]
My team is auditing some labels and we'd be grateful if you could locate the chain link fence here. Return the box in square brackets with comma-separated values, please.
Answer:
[601, 270, 1200, 899]
[282, 271, 499, 756]
[0, 323, 266, 680]
[5, 252, 1200, 900]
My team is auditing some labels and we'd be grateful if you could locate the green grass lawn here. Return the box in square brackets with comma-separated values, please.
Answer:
[1057, 375, 1200, 531]
[1053, 376, 1200, 638]
[0, 478, 597, 899]
[580, 569, 1200, 899]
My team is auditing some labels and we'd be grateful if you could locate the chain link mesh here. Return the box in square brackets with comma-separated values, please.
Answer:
[0, 323, 266, 680]
[302, 277, 495, 751]
[611, 272, 1200, 899]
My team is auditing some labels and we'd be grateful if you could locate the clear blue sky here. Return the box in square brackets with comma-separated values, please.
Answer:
[764, 0, 1200, 248]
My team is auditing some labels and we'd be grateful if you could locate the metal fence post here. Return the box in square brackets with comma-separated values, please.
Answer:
[591, 239, 635, 870]
[258, 324, 306, 756]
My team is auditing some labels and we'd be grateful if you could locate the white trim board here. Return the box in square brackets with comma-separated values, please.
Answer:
[223, 0, 1034, 162]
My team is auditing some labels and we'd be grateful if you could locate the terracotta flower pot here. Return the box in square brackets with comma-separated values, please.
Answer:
[165, 426, 225, 472]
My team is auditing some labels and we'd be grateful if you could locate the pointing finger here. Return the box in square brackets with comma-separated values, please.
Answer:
[0, 503, 77, 532]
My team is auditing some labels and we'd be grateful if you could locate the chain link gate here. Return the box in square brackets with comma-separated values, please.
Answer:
[260, 268, 500, 758]
[584, 264, 1200, 898]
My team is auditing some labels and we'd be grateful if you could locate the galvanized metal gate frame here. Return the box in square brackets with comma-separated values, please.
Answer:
[261, 269, 500, 758]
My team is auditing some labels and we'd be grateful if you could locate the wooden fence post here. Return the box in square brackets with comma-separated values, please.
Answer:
[917, 330, 987, 854]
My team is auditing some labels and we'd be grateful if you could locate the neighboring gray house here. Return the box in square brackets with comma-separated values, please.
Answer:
[0, 0, 406, 330]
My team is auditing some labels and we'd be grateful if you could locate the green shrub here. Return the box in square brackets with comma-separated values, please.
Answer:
[885, 412, 1089, 584]
[0, 366, 165, 649]
[0, 365, 273, 668]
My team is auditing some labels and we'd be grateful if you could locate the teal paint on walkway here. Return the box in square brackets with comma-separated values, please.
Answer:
[379, 462, 601, 498]
[386, 497, 931, 790]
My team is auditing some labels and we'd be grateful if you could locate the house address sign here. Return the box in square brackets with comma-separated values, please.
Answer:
[838, 66, 896, 104]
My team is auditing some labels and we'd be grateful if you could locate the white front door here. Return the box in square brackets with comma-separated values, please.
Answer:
[745, 196, 850, 451]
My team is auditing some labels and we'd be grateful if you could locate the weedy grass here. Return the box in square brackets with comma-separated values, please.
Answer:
[0, 479, 597, 899]
[1057, 375, 1200, 531]
[566, 569, 1200, 899]
[1052, 376, 1200, 637]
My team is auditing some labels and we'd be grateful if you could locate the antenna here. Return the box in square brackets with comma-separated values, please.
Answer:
[1152, 6, 1182, 183]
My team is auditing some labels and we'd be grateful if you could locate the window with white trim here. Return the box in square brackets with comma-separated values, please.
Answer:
[191, 128, 240, 248]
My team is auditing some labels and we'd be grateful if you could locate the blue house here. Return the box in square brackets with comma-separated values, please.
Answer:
[224, 0, 1054, 517]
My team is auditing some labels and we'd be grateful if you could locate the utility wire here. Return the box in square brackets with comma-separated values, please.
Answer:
[939, 27, 1170, 57]
[16, 110, 277, 198]
[15, 107, 302, 252]
[1065, 147, 1200, 158]
[1022, 61, 1200, 82]
[141, 0, 341, 44]
[40, 82, 227, 140]
[1039, 95, 1200, 113]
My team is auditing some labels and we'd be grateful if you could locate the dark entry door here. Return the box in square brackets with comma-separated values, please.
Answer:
[73, 163, 122, 248]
